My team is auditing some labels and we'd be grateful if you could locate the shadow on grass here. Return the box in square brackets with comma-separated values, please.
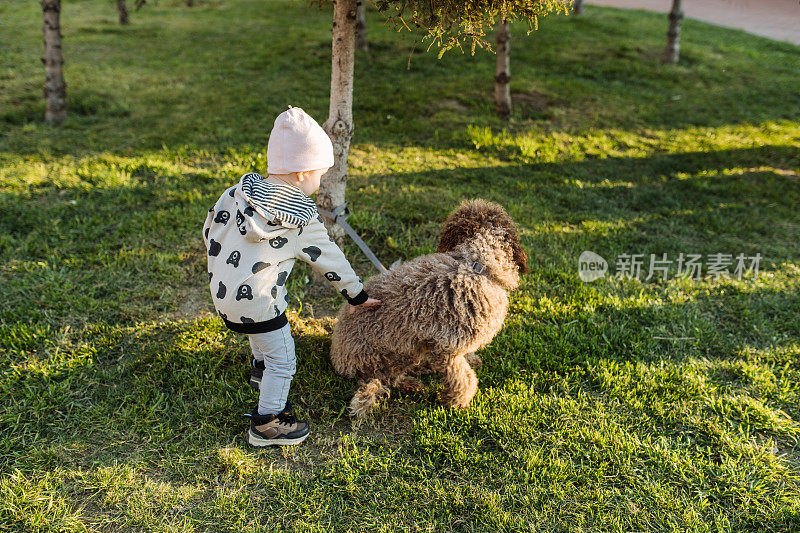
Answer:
[2, 1, 799, 158]
[0, 316, 365, 468]
[4, 279, 794, 464]
[1, 144, 798, 330]
[1, 142, 798, 472]
[2, 257, 797, 460]
[1, 269, 798, 529]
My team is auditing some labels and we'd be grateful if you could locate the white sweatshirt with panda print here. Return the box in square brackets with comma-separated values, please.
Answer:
[203, 172, 368, 334]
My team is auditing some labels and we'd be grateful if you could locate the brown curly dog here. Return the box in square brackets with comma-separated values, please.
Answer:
[330, 198, 528, 416]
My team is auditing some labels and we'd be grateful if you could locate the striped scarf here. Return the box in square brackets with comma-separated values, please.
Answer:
[240, 172, 318, 228]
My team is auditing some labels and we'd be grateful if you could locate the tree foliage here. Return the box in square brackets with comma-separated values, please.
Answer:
[373, 0, 572, 55]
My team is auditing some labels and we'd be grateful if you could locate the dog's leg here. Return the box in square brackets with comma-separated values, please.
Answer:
[393, 374, 425, 395]
[463, 352, 482, 368]
[441, 353, 478, 410]
[349, 378, 390, 417]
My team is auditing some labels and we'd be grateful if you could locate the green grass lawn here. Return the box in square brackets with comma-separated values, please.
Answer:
[2, 0, 800, 530]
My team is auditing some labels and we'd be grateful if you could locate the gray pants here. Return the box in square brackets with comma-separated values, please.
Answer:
[249, 322, 296, 415]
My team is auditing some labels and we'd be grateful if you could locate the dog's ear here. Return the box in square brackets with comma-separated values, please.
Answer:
[438, 199, 529, 274]
[508, 232, 529, 274]
[437, 200, 488, 253]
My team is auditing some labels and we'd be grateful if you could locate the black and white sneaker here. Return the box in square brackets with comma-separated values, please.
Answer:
[246, 402, 310, 446]
[249, 358, 265, 392]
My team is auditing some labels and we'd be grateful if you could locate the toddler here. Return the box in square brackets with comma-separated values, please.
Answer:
[203, 106, 380, 446]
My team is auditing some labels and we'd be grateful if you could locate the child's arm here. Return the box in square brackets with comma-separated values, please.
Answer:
[294, 216, 371, 305]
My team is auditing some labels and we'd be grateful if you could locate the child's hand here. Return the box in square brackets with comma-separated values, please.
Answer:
[348, 298, 382, 315]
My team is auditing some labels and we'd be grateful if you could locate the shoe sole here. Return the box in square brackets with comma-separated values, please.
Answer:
[249, 376, 261, 391]
[248, 429, 309, 446]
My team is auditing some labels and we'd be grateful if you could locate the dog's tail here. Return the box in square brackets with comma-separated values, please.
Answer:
[349, 378, 390, 417]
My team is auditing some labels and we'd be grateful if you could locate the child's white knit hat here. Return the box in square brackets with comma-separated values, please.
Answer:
[267, 106, 334, 174]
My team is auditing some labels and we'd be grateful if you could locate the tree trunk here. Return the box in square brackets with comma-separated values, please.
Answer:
[573, 0, 585, 15]
[117, 0, 129, 24]
[662, 0, 683, 64]
[318, 0, 357, 243]
[355, 0, 368, 52]
[42, 0, 66, 125]
[494, 18, 511, 116]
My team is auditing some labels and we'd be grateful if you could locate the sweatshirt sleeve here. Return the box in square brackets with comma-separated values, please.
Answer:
[295, 216, 369, 305]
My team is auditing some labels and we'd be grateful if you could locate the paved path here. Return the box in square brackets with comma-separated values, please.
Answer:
[585, 0, 800, 45]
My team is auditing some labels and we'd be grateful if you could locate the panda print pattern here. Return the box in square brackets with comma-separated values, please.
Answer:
[269, 236, 288, 249]
[214, 210, 230, 225]
[226, 250, 241, 268]
[203, 172, 369, 332]
[236, 211, 247, 236]
[252, 261, 270, 274]
[208, 239, 221, 256]
[302, 246, 321, 261]
[276, 271, 288, 286]
[236, 285, 253, 301]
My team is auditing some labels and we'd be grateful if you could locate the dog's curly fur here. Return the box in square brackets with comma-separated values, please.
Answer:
[330, 199, 528, 416]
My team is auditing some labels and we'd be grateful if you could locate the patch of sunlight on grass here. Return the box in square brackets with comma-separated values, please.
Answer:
[2, 0, 799, 529]
[461, 121, 800, 165]
[0, 469, 86, 533]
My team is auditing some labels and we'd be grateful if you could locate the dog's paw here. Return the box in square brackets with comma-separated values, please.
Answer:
[394, 375, 426, 395]
[443, 394, 473, 410]
[349, 378, 390, 417]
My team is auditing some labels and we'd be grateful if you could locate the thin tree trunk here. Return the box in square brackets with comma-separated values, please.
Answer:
[318, 0, 357, 243]
[573, 0, 585, 15]
[117, 0, 129, 24]
[494, 18, 511, 116]
[42, 0, 66, 125]
[662, 0, 683, 64]
[355, 0, 368, 52]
